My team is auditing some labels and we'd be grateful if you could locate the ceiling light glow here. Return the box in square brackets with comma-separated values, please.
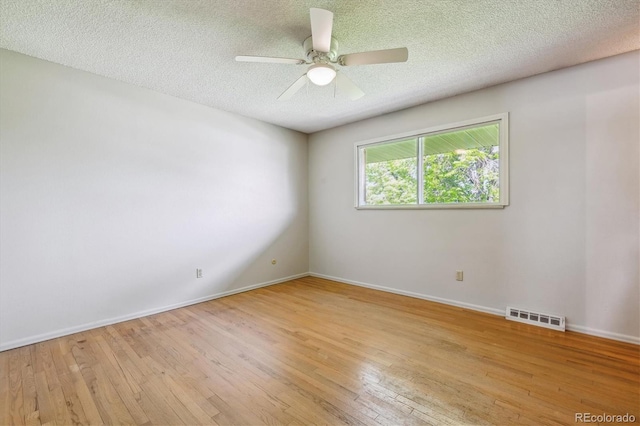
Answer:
[307, 63, 336, 86]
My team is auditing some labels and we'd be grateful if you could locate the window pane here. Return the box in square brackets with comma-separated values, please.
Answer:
[364, 139, 417, 205]
[355, 115, 507, 209]
[422, 123, 500, 203]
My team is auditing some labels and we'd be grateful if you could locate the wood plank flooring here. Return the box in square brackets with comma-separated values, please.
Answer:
[1, 276, 638, 425]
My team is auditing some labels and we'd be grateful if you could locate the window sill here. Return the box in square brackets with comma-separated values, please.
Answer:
[355, 203, 506, 210]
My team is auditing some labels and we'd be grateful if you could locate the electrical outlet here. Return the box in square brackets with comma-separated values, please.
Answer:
[456, 270, 463, 281]
[196, 269, 203, 278]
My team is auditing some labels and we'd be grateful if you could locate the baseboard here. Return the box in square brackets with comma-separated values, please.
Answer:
[0, 272, 310, 352]
[309, 272, 504, 316]
[566, 324, 640, 345]
[5, 271, 637, 351]
[309, 272, 640, 345]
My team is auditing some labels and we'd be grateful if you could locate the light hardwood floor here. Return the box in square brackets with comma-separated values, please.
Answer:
[1, 276, 638, 425]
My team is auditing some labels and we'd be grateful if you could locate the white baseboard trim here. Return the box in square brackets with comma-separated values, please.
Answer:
[5, 272, 637, 351]
[309, 272, 504, 316]
[0, 272, 310, 352]
[309, 272, 640, 345]
[566, 324, 640, 345]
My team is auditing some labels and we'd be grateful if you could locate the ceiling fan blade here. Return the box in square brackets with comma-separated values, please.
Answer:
[236, 56, 305, 65]
[278, 75, 308, 100]
[336, 72, 364, 100]
[339, 47, 409, 66]
[310, 8, 333, 52]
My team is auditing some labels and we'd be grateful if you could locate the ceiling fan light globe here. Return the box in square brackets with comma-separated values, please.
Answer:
[307, 63, 336, 86]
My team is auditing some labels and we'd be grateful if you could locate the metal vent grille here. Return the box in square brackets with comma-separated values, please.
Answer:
[506, 307, 565, 331]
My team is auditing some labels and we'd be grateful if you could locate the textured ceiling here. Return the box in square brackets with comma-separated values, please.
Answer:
[1, 0, 638, 134]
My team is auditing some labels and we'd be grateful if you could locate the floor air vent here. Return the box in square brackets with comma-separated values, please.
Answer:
[506, 307, 565, 331]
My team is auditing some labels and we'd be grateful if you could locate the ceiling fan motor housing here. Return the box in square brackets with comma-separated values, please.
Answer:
[303, 36, 339, 63]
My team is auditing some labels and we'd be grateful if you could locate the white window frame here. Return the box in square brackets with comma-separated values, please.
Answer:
[354, 113, 509, 209]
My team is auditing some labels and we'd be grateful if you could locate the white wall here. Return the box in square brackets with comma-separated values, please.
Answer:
[2, 49, 638, 350]
[0, 49, 309, 350]
[309, 51, 640, 342]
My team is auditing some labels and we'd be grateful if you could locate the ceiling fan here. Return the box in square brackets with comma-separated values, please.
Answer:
[235, 8, 409, 101]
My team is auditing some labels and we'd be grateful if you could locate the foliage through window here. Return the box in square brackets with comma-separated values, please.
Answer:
[356, 114, 508, 208]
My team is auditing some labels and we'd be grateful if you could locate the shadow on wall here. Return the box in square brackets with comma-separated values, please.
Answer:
[77, 115, 307, 333]
[0, 49, 308, 349]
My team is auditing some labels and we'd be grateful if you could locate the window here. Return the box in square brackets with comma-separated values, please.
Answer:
[356, 114, 508, 209]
